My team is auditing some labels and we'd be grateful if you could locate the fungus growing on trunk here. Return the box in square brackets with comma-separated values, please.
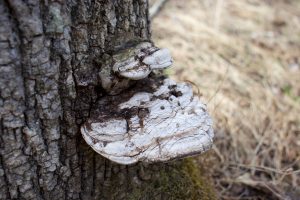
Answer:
[81, 77, 214, 165]
[112, 42, 173, 80]
[98, 42, 173, 95]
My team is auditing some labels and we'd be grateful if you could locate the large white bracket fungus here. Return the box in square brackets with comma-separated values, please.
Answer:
[81, 78, 214, 165]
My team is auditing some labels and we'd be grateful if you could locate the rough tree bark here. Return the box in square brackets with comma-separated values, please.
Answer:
[0, 0, 215, 199]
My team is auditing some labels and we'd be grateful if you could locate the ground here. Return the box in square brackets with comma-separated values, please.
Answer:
[151, 0, 300, 199]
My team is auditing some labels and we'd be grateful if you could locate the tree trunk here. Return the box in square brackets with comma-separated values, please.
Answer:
[0, 0, 215, 199]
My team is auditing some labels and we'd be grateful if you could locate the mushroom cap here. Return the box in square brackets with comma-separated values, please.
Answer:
[81, 78, 214, 165]
[142, 48, 173, 69]
[112, 43, 173, 80]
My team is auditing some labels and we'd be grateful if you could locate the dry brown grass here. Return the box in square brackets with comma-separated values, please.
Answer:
[151, 0, 300, 199]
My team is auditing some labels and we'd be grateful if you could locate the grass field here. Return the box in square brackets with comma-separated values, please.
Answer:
[151, 0, 300, 199]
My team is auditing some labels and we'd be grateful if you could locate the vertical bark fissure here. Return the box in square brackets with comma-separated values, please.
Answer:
[0, 2, 16, 198]
[0, 0, 44, 198]
[0, 135, 10, 199]
[3, 0, 71, 198]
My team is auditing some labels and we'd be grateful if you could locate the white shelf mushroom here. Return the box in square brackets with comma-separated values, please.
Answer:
[81, 78, 214, 165]
[142, 48, 173, 69]
[112, 42, 173, 80]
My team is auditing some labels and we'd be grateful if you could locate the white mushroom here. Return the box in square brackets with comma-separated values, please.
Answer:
[81, 78, 214, 165]
[112, 42, 173, 80]
[113, 58, 151, 80]
[142, 48, 173, 69]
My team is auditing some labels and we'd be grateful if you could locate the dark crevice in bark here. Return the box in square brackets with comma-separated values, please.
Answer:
[1, 0, 41, 199]
[3, 0, 66, 198]
[0, 138, 10, 199]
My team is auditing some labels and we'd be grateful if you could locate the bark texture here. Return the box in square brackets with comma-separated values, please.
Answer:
[0, 0, 215, 199]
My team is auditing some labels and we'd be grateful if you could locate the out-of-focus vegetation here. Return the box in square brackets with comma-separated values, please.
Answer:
[151, 0, 300, 199]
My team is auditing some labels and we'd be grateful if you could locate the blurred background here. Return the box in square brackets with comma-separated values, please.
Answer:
[150, 0, 300, 199]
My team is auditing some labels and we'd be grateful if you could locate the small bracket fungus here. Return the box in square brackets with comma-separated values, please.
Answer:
[97, 42, 173, 95]
[81, 78, 214, 165]
[112, 42, 173, 80]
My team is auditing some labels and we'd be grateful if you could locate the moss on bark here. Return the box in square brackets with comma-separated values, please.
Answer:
[128, 158, 217, 200]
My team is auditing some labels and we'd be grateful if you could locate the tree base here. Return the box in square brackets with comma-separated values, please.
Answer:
[127, 158, 217, 200]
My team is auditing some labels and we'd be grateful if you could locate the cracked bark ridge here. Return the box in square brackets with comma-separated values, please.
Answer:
[81, 78, 214, 165]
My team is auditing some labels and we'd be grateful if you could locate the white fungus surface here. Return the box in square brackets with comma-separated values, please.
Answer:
[81, 78, 214, 165]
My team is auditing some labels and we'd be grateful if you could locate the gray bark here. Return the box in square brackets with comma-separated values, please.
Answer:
[0, 0, 153, 199]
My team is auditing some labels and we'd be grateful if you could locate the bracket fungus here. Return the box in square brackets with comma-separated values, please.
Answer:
[112, 42, 173, 80]
[81, 77, 214, 165]
[98, 42, 173, 95]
